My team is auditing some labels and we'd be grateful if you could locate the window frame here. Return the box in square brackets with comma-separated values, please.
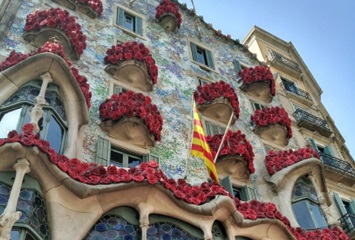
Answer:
[291, 177, 328, 230]
[202, 118, 226, 136]
[0, 82, 67, 153]
[114, 4, 145, 39]
[189, 39, 216, 71]
[95, 136, 158, 167]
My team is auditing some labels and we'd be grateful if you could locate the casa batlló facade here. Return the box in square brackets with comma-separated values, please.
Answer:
[0, 0, 354, 239]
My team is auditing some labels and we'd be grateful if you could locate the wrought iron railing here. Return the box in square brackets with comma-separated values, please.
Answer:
[339, 213, 355, 234]
[267, 49, 302, 72]
[319, 152, 355, 178]
[292, 109, 332, 137]
[281, 81, 312, 101]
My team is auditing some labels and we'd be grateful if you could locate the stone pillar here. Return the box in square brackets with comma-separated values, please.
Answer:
[0, 159, 30, 239]
[30, 72, 53, 133]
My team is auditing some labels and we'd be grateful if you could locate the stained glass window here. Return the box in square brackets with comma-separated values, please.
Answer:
[0, 182, 50, 239]
[85, 214, 141, 240]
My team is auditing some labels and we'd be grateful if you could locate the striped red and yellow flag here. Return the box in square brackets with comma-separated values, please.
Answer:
[190, 102, 219, 183]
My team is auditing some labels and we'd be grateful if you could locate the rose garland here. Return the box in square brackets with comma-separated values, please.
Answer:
[99, 91, 163, 141]
[251, 106, 292, 139]
[0, 41, 92, 108]
[194, 81, 240, 119]
[104, 42, 158, 84]
[155, 0, 182, 28]
[24, 8, 87, 55]
[0, 124, 349, 239]
[206, 130, 255, 173]
[238, 66, 276, 96]
[265, 147, 320, 175]
[76, 0, 103, 15]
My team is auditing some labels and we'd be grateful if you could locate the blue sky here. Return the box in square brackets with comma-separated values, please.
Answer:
[179, 0, 355, 157]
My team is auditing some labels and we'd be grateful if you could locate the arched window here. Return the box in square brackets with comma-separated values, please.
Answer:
[0, 80, 67, 153]
[148, 214, 203, 239]
[291, 176, 328, 230]
[85, 207, 141, 240]
[0, 173, 50, 240]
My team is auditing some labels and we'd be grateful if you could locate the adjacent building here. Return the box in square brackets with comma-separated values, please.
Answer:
[0, 0, 354, 239]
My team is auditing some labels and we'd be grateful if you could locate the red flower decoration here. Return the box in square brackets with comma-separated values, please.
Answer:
[24, 8, 87, 55]
[155, 0, 182, 28]
[99, 91, 163, 141]
[265, 147, 320, 175]
[238, 66, 276, 96]
[104, 42, 159, 84]
[76, 0, 103, 15]
[207, 130, 255, 173]
[194, 81, 240, 119]
[251, 106, 292, 139]
[0, 42, 92, 109]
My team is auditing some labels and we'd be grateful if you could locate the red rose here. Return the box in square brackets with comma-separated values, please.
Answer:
[133, 175, 144, 182]
[107, 165, 118, 175]
[58, 162, 68, 172]
[121, 174, 132, 182]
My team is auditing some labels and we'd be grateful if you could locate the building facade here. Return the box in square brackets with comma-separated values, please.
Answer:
[0, 0, 353, 239]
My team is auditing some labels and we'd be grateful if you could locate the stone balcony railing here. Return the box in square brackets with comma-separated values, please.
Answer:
[267, 49, 302, 77]
[292, 109, 332, 138]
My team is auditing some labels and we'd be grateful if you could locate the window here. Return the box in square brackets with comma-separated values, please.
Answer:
[293, 103, 308, 113]
[0, 81, 67, 153]
[190, 41, 215, 70]
[110, 147, 144, 168]
[308, 138, 334, 156]
[11, 228, 37, 240]
[281, 77, 299, 95]
[204, 120, 225, 136]
[291, 177, 328, 230]
[198, 78, 210, 86]
[220, 176, 256, 201]
[252, 102, 265, 111]
[334, 192, 355, 233]
[115, 6, 143, 36]
[95, 136, 158, 167]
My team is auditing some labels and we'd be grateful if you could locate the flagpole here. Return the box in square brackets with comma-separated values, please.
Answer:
[213, 112, 235, 163]
[184, 96, 195, 179]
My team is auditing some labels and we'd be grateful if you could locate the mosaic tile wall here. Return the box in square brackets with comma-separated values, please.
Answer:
[0, 0, 300, 191]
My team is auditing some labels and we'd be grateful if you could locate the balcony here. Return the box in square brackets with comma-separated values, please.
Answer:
[339, 213, 355, 236]
[320, 152, 355, 186]
[292, 109, 332, 138]
[267, 49, 302, 77]
[281, 81, 313, 106]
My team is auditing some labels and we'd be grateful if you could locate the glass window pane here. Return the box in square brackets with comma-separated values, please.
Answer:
[111, 150, 124, 167]
[45, 115, 63, 152]
[128, 156, 141, 167]
[196, 48, 207, 65]
[310, 203, 328, 228]
[124, 12, 135, 31]
[0, 108, 22, 138]
[10, 230, 21, 240]
[292, 201, 315, 229]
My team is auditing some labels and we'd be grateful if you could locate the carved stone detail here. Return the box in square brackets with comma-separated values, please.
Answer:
[100, 117, 155, 148]
[240, 81, 273, 103]
[216, 155, 250, 182]
[23, 26, 80, 60]
[0, 159, 30, 240]
[197, 97, 236, 124]
[158, 13, 178, 32]
[254, 124, 289, 146]
[105, 61, 153, 92]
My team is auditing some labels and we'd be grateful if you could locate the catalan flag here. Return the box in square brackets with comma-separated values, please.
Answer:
[190, 102, 219, 183]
